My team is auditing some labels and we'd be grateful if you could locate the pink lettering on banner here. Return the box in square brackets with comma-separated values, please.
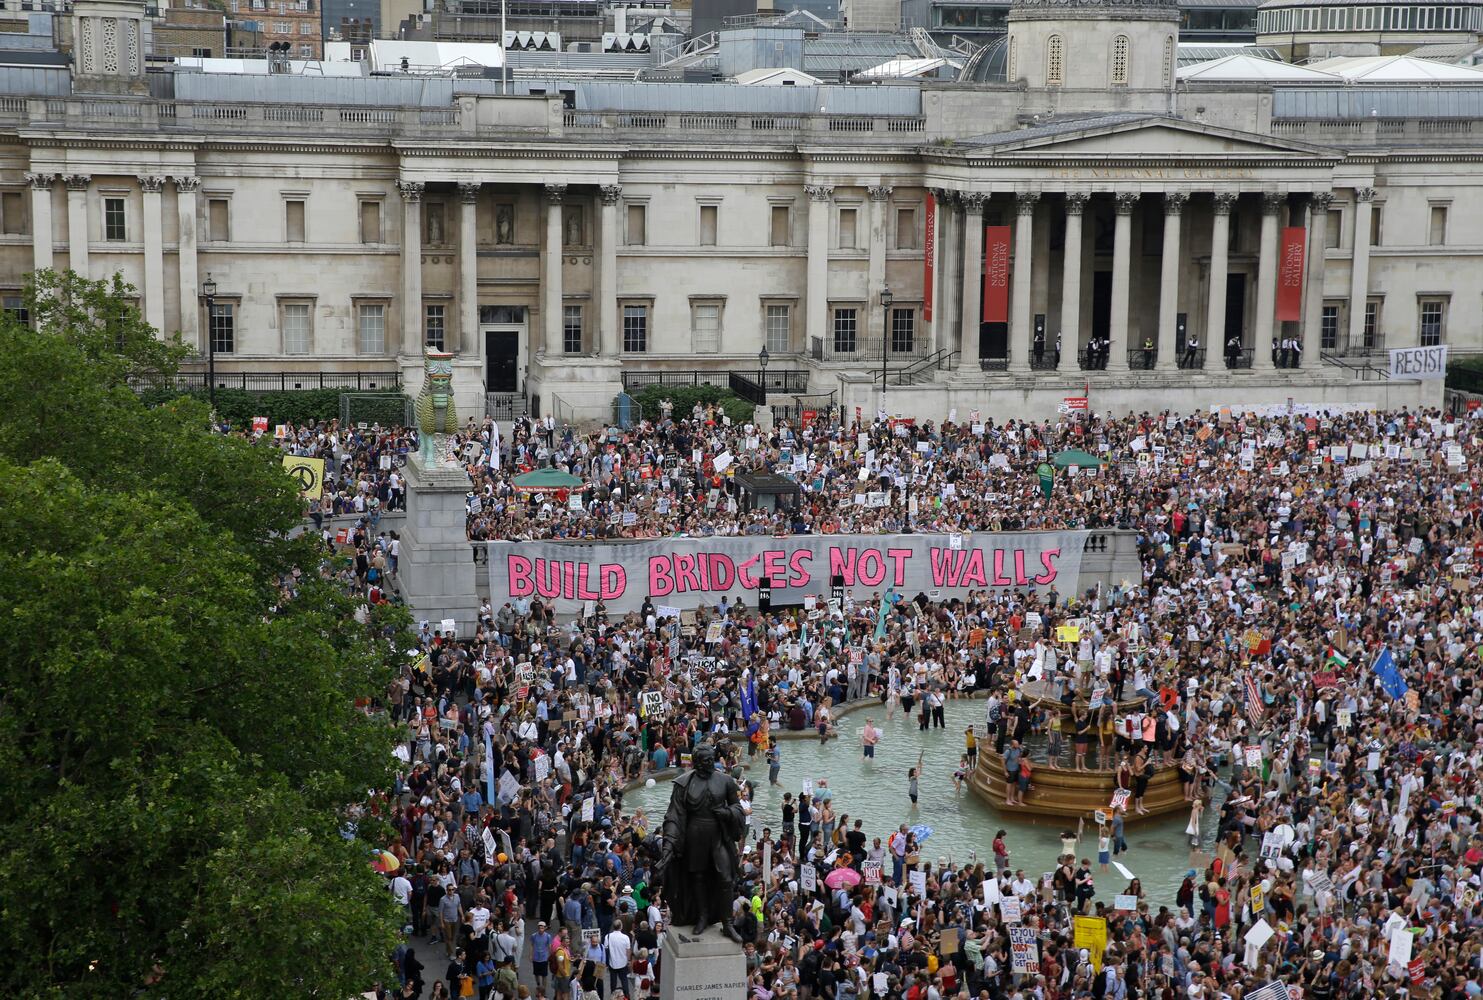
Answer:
[510, 554, 624, 599]
[1034, 548, 1061, 585]
[789, 548, 813, 586]
[508, 554, 535, 597]
[886, 549, 911, 586]
[649, 558, 674, 597]
[708, 553, 736, 591]
[600, 564, 626, 600]
[929, 547, 1063, 587]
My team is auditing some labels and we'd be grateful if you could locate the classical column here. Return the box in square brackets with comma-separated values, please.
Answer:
[1156, 191, 1186, 372]
[138, 176, 165, 333]
[868, 185, 891, 357]
[599, 184, 621, 357]
[64, 174, 90, 277]
[938, 192, 960, 354]
[1105, 191, 1138, 373]
[1347, 187, 1375, 350]
[397, 180, 424, 358]
[1252, 192, 1282, 372]
[1301, 191, 1332, 366]
[1009, 191, 1038, 373]
[25, 173, 54, 273]
[1204, 192, 1235, 371]
[1058, 192, 1086, 372]
[805, 184, 832, 352]
[959, 192, 985, 365]
[457, 183, 479, 356]
[542, 183, 565, 357]
[174, 176, 201, 349]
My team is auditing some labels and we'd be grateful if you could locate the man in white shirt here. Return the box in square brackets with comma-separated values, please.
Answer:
[604, 923, 633, 996]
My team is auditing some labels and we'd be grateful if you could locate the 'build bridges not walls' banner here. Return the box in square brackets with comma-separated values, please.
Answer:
[487, 531, 1090, 615]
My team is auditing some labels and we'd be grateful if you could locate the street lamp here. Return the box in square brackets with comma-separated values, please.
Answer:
[201, 274, 217, 410]
[879, 286, 894, 409]
[758, 345, 770, 404]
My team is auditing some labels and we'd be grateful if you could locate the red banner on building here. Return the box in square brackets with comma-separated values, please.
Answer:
[1276, 226, 1305, 322]
[922, 192, 936, 323]
[983, 225, 1012, 324]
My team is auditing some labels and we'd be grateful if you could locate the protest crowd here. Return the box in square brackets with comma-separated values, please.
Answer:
[288, 400, 1483, 1000]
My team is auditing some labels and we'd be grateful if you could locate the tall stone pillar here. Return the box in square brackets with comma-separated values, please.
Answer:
[805, 184, 832, 352]
[458, 183, 479, 356]
[1301, 191, 1332, 367]
[174, 175, 201, 350]
[938, 193, 960, 354]
[542, 183, 565, 357]
[1058, 192, 1086, 372]
[1008, 192, 1037, 373]
[139, 175, 165, 333]
[1347, 187, 1375, 351]
[1205, 192, 1235, 371]
[1252, 192, 1282, 372]
[64, 174, 90, 277]
[25, 173, 53, 273]
[1156, 191, 1186, 372]
[1105, 192, 1137, 372]
[959, 192, 985, 365]
[397, 180, 425, 358]
[599, 185, 621, 357]
[868, 185, 891, 357]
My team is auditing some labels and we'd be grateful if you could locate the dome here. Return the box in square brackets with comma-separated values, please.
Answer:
[960, 34, 1010, 82]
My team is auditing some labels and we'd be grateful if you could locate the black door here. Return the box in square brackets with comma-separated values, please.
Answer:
[1091, 271, 1112, 345]
[486, 330, 519, 392]
[980, 322, 1007, 361]
[1224, 273, 1247, 345]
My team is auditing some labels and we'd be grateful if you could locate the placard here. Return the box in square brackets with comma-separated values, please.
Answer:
[999, 897, 1022, 922]
[909, 869, 927, 897]
[1008, 926, 1039, 974]
[800, 863, 817, 892]
[1113, 894, 1139, 912]
[862, 861, 882, 885]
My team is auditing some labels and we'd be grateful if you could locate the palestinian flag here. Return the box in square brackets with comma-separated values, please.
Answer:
[1324, 646, 1350, 670]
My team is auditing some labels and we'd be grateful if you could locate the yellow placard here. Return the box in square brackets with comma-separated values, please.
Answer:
[1056, 625, 1081, 644]
[1251, 885, 1265, 913]
[282, 455, 325, 498]
[1073, 915, 1107, 972]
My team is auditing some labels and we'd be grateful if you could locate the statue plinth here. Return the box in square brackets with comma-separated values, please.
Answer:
[660, 928, 746, 1000]
[397, 452, 480, 637]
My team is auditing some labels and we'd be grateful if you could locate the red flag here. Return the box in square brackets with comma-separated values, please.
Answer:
[983, 226, 1011, 323]
[923, 193, 936, 323]
[1276, 227, 1305, 322]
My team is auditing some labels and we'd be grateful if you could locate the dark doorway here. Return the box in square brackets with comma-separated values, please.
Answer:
[486, 330, 519, 392]
[1091, 271, 1112, 345]
[1224, 273, 1247, 345]
[981, 322, 1007, 361]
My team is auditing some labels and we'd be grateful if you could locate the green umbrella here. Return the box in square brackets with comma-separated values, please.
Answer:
[1051, 448, 1104, 470]
[512, 468, 584, 490]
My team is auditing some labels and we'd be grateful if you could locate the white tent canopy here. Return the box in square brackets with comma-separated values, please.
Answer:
[1178, 53, 1341, 82]
[857, 56, 958, 79]
[361, 40, 506, 73]
[1309, 55, 1483, 81]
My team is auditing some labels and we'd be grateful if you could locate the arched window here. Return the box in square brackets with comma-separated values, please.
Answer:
[1111, 34, 1130, 85]
[1008, 35, 1017, 80]
[1047, 33, 1064, 85]
[1162, 35, 1174, 87]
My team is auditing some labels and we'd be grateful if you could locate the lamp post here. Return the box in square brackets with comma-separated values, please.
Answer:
[201, 274, 217, 410]
[879, 286, 894, 412]
[758, 345, 769, 404]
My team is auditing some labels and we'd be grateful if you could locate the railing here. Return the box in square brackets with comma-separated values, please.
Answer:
[1338, 334, 1385, 357]
[885, 348, 959, 386]
[1446, 364, 1483, 395]
[146, 370, 402, 391]
[771, 390, 838, 426]
[979, 357, 1009, 371]
[1029, 351, 1058, 371]
[1176, 348, 1207, 371]
[485, 392, 527, 421]
[1321, 352, 1391, 382]
[1078, 347, 1108, 371]
[728, 372, 767, 407]
[1223, 348, 1254, 370]
[621, 370, 808, 393]
[1127, 348, 1158, 371]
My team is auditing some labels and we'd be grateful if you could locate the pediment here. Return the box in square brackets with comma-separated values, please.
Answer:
[968, 116, 1339, 161]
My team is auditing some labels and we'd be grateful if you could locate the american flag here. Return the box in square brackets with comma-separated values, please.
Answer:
[1245, 980, 1289, 1000]
[1244, 673, 1266, 726]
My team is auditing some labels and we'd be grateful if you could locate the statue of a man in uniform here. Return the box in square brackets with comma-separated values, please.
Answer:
[656, 742, 744, 941]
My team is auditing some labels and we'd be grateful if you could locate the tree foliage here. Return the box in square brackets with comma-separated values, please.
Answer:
[0, 271, 404, 998]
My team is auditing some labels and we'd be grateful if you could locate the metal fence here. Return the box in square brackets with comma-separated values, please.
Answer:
[158, 370, 402, 392]
[621, 369, 808, 393]
[485, 392, 528, 421]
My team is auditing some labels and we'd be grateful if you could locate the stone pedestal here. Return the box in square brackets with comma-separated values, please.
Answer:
[752, 404, 774, 434]
[399, 453, 480, 636]
[660, 929, 746, 1000]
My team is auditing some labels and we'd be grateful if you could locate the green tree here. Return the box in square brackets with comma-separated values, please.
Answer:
[0, 271, 404, 998]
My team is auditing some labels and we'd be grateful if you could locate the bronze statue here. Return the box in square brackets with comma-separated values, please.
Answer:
[414, 346, 457, 467]
[656, 742, 745, 941]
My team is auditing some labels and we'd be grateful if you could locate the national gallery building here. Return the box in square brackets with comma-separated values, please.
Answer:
[0, 0, 1469, 419]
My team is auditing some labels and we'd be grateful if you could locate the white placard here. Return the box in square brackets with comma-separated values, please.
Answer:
[801, 863, 818, 892]
[1388, 345, 1447, 380]
[1114, 894, 1139, 911]
[909, 869, 927, 897]
[999, 897, 1022, 922]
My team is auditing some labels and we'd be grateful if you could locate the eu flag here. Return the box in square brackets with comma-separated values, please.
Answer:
[1372, 646, 1408, 701]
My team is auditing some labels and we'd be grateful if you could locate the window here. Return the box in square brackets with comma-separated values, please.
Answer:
[1, 192, 24, 235]
[207, 197, 228, 242]
[1419, 299, 1446, 346]
[1363, 299, 1380, 349]
[765, 303, 791, 354]
[1429, 205, 1448, 246]
[1320, 304, 1340, 349]
[895, 207, 918, 250]
[832, 307, 857, 354]
[274, 19, 290, 31]
[191, 46, 212, 57]
[626, 204, 646, 245]
[359, 200, 382, 243]
[770, 205, 790, 246]
[1326, 209, 1342, 249]
[281, 302, 311, 354]
[357, 303, 386, 354]
[699, 204, 718, 246]
[890, 307, 915, 355]
[1046, 34, 1063, 85]
[563, 304, 583, 354]
[622, 304, 648, 353]
[1162, 35, 1174, 87]
[285, 199, 305, 242]
[300, 44, 313, 57]
[838, 208, 857, 249]
[208, 302, 234, 354]
[300, 20, 313, 32]
[1111, 35, 1130, 85]
[692, 302, 720, 353]
[1368, 203, 1382, 246]
[425, 304, 445, 350]
[104, 197, 127, 241]
[3, 293, 28, 326]
[425, 202, 446, 245]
